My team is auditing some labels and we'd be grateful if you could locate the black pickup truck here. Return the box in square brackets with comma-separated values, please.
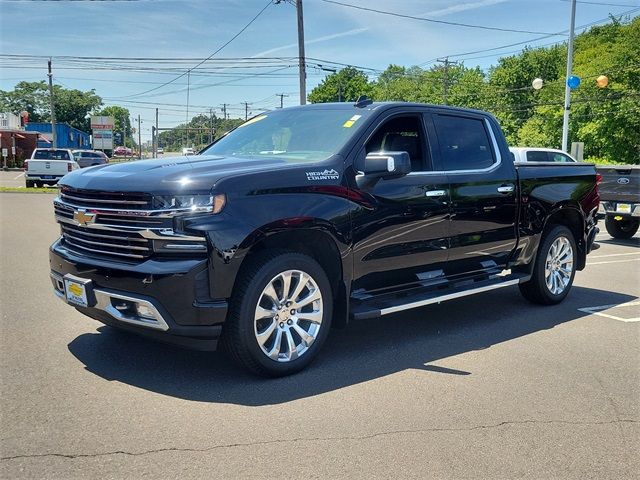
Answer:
[49, 101, 600, 376]
[597, 165, 639, 238]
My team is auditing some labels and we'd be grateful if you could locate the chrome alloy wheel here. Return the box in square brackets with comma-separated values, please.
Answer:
[253, 270, 323, 362]
[544, 236, 574, 295]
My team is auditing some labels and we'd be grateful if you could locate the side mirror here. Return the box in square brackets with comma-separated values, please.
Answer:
[362, 151, 411, 178]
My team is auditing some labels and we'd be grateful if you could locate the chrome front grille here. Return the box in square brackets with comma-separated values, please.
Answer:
[59, 187, 152, 210]
[60, 223, 152, 259]
[54, 189, 209, 261]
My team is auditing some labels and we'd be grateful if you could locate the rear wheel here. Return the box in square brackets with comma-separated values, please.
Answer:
[519, 225, 577, 305]
[222, 251, 332, 377]
[25, 180, 35, 188]
[605, 215, 639, 239]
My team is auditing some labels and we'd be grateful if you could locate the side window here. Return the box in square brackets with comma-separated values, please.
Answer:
[526, 151, 549, 162]
[365, 116, 429, 171]
[551, 152, 572, 163]
[433, 114, 495, 171]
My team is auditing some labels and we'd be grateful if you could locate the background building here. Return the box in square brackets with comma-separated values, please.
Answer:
[26, 123, 91, 149]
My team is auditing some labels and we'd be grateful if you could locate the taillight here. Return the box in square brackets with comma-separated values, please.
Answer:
[595, 173, 603, 185]
[68, 163, 73, 172]
[23, 160, 28, 170]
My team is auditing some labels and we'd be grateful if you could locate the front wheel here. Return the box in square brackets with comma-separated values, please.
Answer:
[222, 252, 333, 377]
[519, 225, 577, 305]
[605, 215, 639, 239]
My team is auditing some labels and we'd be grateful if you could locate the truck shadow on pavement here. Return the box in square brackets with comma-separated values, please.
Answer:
[67, 285, 637, 406]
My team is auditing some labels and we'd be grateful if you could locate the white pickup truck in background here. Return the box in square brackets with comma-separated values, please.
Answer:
[25, 149, 80, 188]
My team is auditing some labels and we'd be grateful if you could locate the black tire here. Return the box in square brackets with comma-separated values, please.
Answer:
[605, 215, 639, 239]
[222, 251, 333, 377]
[25, 180, 35, 188]
[519, 225, 577, 305]
[33, 181, 42, 188]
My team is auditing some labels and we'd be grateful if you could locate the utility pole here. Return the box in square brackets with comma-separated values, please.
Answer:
[436, 57, 457, 105]
[137, 115, 142, 159]
[296, 0, 306, 105]
[562, 0, 577, 153]
[209, 108, 215, 143]
[185, 71, 190, 147]
[243, 102, 250, 121]
[47, 58, 57, 148]
[155, 107, 159, 158]
[277, 93, 289, 108]
[222, 104, 227, 120]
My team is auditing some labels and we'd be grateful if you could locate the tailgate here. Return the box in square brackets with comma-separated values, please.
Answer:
[597, 166, 640, 203]
[28, 160, 70, 176]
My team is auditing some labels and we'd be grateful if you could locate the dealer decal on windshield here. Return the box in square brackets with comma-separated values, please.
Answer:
[306, 169, 340, 181]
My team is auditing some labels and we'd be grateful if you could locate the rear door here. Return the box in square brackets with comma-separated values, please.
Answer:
[29, 150, 72, 177]
[351, 109, 450, 291]
[430, 111, 518, 276]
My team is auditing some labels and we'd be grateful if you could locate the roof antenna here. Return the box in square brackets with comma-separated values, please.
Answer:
[354, 95, 373, 108]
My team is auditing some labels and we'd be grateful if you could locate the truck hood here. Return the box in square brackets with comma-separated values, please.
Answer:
[59, 155, 300, 193]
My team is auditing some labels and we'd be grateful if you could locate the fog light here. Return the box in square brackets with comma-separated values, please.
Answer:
[136, 303, 157, 319]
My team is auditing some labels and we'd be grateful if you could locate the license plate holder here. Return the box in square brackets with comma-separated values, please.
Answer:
[616, 203, 631, 214]
[41, 175, 55, 179]
[63, 275, 94, 307]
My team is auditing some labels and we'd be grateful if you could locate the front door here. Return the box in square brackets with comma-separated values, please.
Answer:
[351, 112, 450, 292]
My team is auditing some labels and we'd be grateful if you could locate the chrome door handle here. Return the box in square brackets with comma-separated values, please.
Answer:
[425, 190, 447, 197]
[497, 185, 514, 194]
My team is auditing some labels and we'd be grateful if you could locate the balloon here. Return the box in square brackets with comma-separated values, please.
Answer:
[567, 75, 581, 89]
[596, 75, 609, 88]
[532, 78, 544, 90]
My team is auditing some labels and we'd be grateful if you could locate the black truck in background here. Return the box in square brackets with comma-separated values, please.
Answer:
[597, 165, 639, 239]
[49, 101, 600, 376]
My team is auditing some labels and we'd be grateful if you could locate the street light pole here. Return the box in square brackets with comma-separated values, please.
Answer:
[561, 0, 577, 153]
[296, 0, 306, 105]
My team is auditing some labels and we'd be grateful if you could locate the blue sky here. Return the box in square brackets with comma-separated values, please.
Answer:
[1, 0, 638, 142]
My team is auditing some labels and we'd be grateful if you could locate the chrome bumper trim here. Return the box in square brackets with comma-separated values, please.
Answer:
[51, 272, 169, 331]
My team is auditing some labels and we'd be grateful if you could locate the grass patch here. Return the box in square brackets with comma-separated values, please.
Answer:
[0, 187, 57, 194]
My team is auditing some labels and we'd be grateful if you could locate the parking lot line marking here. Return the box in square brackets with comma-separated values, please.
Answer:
[578, 301, 640, 323]
[13, 172, 24, 179]
[588, 258, 640, 265]
[589, 252, 640, 259]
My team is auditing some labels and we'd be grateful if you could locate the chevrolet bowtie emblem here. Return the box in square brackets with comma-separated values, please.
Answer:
[73, 210, 96, 226]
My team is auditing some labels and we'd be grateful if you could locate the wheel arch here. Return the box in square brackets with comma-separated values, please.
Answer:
[543, 205, 586, 270]
[234, 224, 350, 328]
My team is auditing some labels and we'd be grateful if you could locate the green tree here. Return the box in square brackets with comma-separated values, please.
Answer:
[0, 81, 102, 132]
[0, 81, 49, 122]
[308, 67, 374, 103]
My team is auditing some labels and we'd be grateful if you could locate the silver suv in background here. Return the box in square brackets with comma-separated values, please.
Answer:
[72, 150, 110, 168]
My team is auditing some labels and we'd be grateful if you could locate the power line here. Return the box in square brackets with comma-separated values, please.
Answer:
[417, 6, 640, 66]
[318, 0, 563, 35]
[560, 0, 640, 7]
[119, 0, 273, 99]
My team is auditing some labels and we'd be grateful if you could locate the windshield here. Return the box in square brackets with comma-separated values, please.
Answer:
[34, 150, 70, 160]
[201, 108, 369, 162]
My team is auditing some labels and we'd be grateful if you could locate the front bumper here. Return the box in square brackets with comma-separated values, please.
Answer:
[50, 239, 227, 350]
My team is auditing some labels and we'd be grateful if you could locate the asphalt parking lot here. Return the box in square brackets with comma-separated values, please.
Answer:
[1, 192, 638, 479]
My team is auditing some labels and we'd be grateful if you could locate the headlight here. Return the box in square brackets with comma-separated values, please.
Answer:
[152, 193, 226, 213]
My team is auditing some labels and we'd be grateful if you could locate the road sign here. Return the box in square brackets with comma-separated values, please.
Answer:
[2, 148, 7, 157]
[91, 116, 115, 150]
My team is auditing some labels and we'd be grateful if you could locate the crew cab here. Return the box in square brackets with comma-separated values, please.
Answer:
[49, 102, 600, 376]
[26, 148, 79, 188]
[597, 165, 639, 238]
